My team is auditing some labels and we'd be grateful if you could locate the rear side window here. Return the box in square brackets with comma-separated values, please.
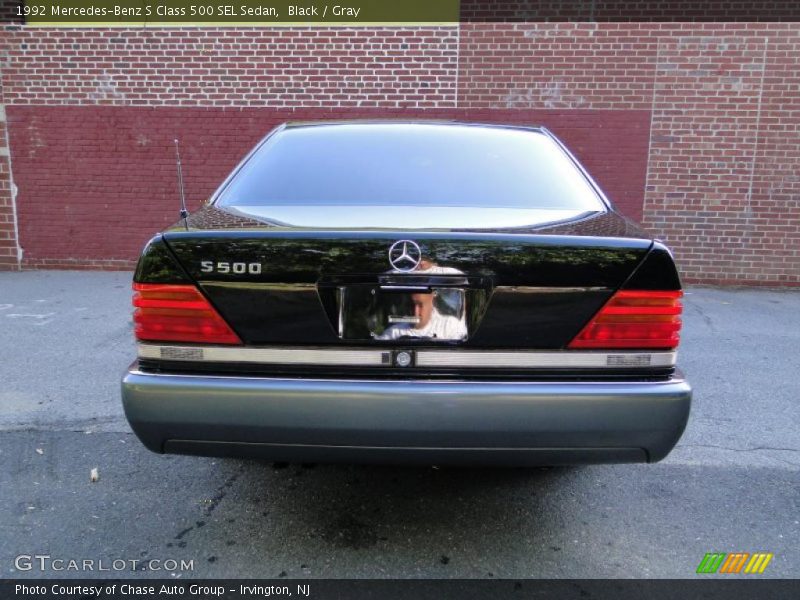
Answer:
[216, 124, 606, 211]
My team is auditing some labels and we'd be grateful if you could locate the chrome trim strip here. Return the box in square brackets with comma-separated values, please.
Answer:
[139, 344, 388, 366]
[199, 282, 317, 290]
[416, 351, 675, 368]
[137, 344, 676, 369]
[494, 286, 610, 293]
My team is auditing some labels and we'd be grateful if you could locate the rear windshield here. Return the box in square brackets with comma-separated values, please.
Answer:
[216, 124, 605, 211]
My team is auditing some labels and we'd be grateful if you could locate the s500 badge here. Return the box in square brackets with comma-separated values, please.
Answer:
[200, 261, 262, 275]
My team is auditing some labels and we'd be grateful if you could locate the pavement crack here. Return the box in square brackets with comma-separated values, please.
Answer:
[203, 463, 246, 517]
[681, 443, 799, 453]
[679, 443, 800, 467]
[165, 463, 246, 550]
[0, 418, 130, 434]
[687, 301, 715, 332]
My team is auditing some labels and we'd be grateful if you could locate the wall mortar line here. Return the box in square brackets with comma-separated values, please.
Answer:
[744, 37, 768, 232]
[641, 35, 663, 231]
[454, 23, 460, 109]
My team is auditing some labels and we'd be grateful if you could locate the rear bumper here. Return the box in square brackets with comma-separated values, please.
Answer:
[121, 367, 691, 466]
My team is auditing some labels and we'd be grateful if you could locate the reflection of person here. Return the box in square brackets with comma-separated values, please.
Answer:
[378, 292, 467, 341]
[416, 260, 461, 275]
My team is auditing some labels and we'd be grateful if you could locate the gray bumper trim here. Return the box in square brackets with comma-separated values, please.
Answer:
[122, 369, 691, 465]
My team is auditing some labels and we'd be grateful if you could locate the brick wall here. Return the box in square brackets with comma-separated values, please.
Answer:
[641, 25, 799, 285]
[0, 23, 798, 285]
[1, 28, 459, 107]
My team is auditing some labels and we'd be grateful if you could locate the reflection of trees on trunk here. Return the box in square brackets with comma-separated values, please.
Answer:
[135, 238, 191, 283]
[167, 235, 646, 288]
[466, 288, 491, 334]
[412, 242, 643, 288]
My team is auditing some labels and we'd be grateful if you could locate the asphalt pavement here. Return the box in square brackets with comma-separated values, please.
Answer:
[0, 271, 798, 579]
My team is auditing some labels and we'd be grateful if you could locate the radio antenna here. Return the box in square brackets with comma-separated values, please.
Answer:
[174, 138, 189, 221]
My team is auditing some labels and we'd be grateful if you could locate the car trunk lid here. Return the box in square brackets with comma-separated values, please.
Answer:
[162, 227, 653, 349]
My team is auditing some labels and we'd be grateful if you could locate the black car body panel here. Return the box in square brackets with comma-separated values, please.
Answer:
[157, 228, 653, 348]
[123, 121, 691, 465]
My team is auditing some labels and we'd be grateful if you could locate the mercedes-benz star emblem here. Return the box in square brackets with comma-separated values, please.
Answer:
[388, 240, 422, 272]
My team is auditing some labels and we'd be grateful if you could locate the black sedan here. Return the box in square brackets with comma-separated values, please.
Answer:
[122, 121, 691, 465]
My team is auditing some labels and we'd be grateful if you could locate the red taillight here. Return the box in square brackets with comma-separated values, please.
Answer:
[132, 283, 241, 345]
[568, 290, 683, 350]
